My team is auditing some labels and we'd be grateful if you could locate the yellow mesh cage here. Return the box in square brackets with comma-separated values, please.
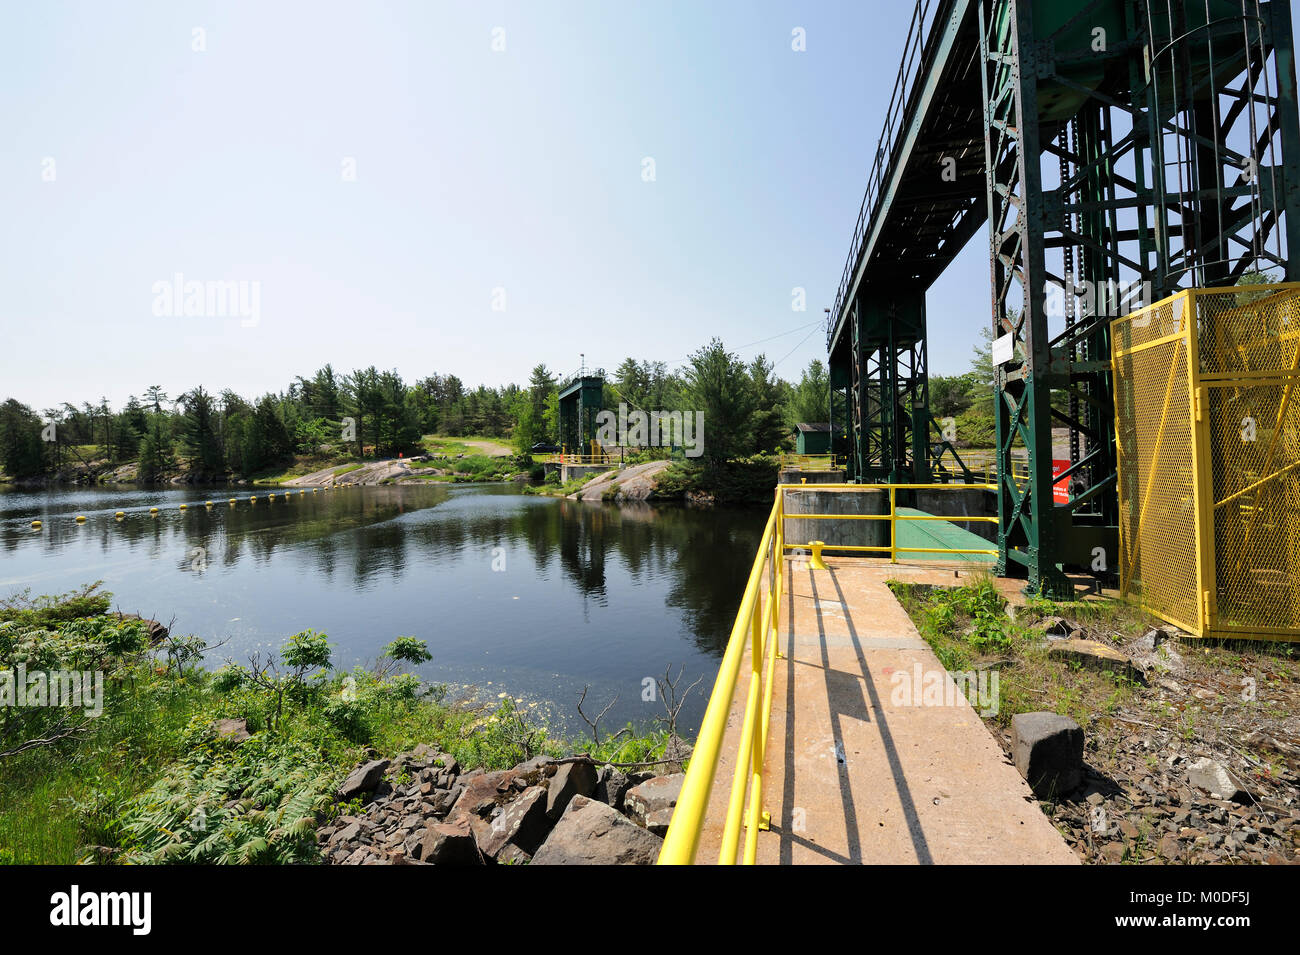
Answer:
[1113, 283, 1300, 641]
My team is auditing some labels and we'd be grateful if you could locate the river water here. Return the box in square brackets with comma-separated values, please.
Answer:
[0, 483, 765, 736]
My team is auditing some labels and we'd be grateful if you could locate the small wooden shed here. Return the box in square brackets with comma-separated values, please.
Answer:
[793, 422, 832, 455]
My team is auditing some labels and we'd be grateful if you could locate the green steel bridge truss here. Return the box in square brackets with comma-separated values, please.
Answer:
[827, 0, 1300, 596]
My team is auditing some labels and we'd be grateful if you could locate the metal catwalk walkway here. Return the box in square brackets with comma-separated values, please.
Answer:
[694, 557, 1078, 865]
[894, 507, 996, 563]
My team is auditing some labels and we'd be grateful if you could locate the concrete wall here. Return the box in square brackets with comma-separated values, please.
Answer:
[560, 463, 616, 483]
[782, 486, 888, 557]
[778, 468, 847, 485]
[912, 487, 998, 542]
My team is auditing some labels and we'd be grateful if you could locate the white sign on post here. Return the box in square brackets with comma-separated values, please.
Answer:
[992, 332, 1015, 365]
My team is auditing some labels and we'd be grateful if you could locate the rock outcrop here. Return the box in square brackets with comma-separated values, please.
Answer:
[571, 460, 672, 503]
[531, 796, 664, 865]
[318, 750, 676, 865]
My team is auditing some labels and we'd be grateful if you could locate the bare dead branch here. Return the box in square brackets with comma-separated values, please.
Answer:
[576, 685, 619, 747]
[655, 664, 703, 740]
[0, 721, 89, 759]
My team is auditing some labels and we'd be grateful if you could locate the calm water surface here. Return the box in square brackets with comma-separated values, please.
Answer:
[0, 483, 765, 735]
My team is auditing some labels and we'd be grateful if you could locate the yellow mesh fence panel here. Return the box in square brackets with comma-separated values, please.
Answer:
[1114, 284, 1300, 641]
[1197, 287, 1300, 635]
[1114, 294, 1201, 632]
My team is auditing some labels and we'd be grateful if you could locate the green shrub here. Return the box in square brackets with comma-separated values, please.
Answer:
[384, 636, 432, 667]
[282, 628, 332, 672]
[653, 454, 779, 505]
[954, 407, 996, 448]
[0, 582, 112, 630]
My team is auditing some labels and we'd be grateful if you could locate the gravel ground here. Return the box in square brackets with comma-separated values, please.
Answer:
[999, 623, 1300, 864]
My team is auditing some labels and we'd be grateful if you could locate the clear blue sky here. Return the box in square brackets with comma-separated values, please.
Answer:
[3, 0, 998, 411]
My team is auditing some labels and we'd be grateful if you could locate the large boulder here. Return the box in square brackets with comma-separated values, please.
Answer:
[479, 785, 551, 858]
[595, 766, 631, 811]
[337, 759, 390, 801]
[546, 761, 598, 820]
[623, 773, 685, 835]
[1047, 639, 1146, 684]
[212, 717, 250, 744]
[516, 755, 558, 775]
[531, 796, 663, 865]
[453, 768, 540, 816]
[420, 816, 483, 865]
[1011, 713, 1084, 798]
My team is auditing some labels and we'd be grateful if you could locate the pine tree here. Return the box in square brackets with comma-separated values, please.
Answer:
[681, 339, 757, 469]
[0, 399, 46, 478]
[747, 354, 787, 454]
[137, 414, 174, 481]
[181, 387, 224, 474]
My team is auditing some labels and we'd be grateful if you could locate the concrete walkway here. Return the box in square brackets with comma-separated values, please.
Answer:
[695, 557, 1079, 865]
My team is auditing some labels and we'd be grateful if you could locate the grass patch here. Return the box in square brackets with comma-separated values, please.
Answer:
[420, 435, 509, 456]
[420, 437, 474, 456]
[411, 452, 520, 483]
[526, 468, 605, 497]
[887, 578, 1145, 730]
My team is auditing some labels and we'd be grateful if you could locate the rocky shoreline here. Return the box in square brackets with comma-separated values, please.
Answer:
[318, 745, 689, 865]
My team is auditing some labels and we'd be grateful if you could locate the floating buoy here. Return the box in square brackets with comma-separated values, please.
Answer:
[179, 503, 187, 510]
[149, 507, 159, 514]
[75, 515, 86, 522]
[205, 501, 214, 508]
[249, 496, 257, 502]
[229, 498, 237, 505]
[114, 511, 125, 518]
[31, 520, 42, 528]
[268, 493, 275, 500]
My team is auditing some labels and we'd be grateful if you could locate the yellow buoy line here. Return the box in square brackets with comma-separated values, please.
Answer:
[27, 485, 353, 528]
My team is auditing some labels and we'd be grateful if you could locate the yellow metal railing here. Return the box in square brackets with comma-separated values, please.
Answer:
[775, 450, 1027, 484]
[936, 457, 1029, 486]
[532, 452, 616, 465]
[658, 481, 998, 864]
[658, 486, 784, 865]
[778, 452, 841, 470]
[781, 482, 998, 561]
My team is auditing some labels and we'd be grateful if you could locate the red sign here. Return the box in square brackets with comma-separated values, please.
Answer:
[1051, 459, 1071, 503]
